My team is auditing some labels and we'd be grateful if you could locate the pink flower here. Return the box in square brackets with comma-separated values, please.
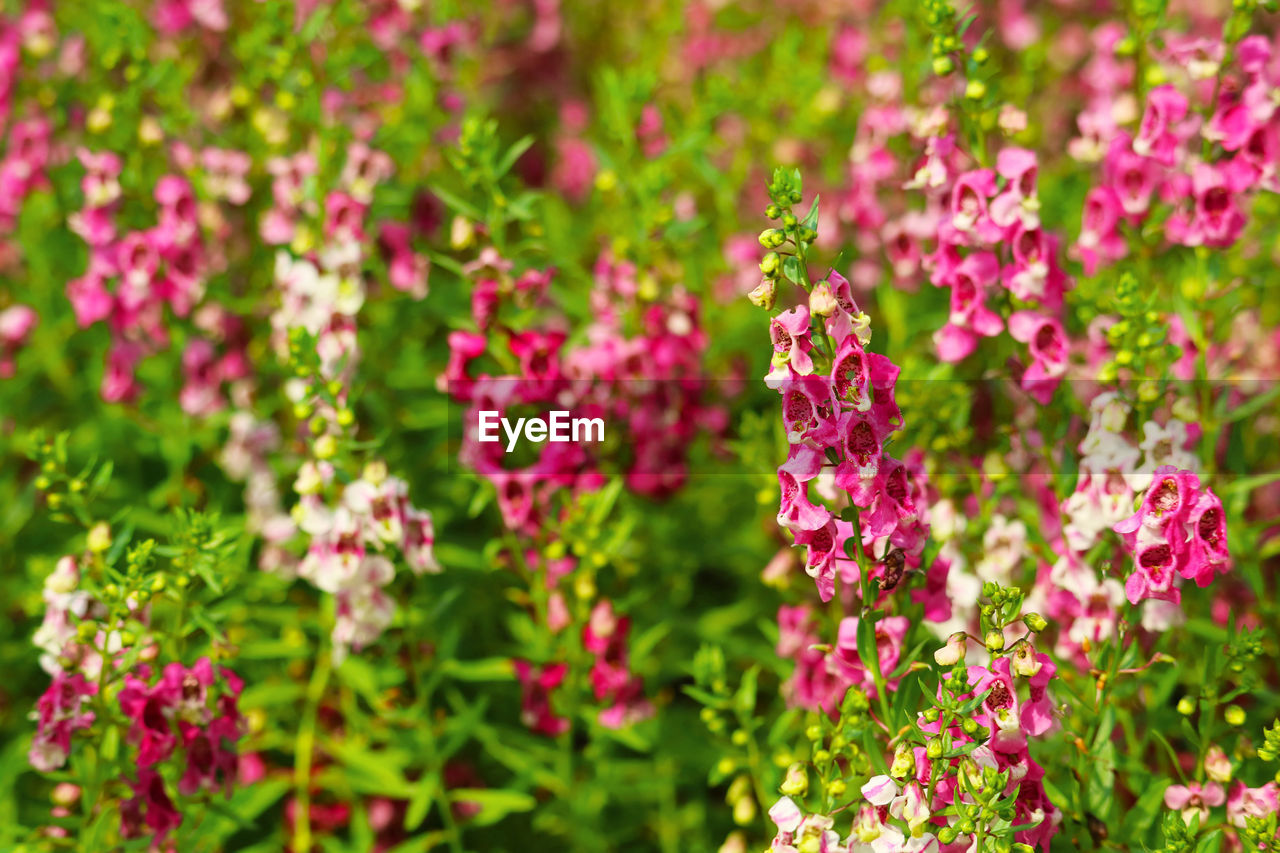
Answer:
[29, 673, 98, 772]
[513, 660, 570, 736]
[120, 769, 183, 841]
[934, 251, 1003, 363]
[950, 169, 1002, 241]
[1009, 311, 1069, 405]
[1184, 489, 1229, 587]
[769, 305, 815, 375]
[1075, 187, 1127, 275]
[1226, 781, 1280, 829]
[1165, 781, 1226, 824]
[0, 304, 37, 378]
[1133, 85, 1189, 166]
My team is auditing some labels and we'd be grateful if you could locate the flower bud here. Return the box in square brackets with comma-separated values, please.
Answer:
[984, 630, 1006, 653]
[51, 783, 81, 808]
[809, 281, 838, 317]
[759, 252, 780, 276]
[1177, 696, 1196, 715]
[758, 228, 786, 249]
[926, 738, 944, 759]
[1023, 613, 1048, 632]
[450, 216, 475, 250]
[314, 434, 338, 460]
[1011, 641, 1043, 678]
[780, 763, 809, 797]
[1225, 705, 1246, 726]
[748, 279, 776, 310]
[935, 632, 967, 666]
[87, 522, 111, 553]
[1204, 746, 1232, 783]
[890, 743, 914, 778]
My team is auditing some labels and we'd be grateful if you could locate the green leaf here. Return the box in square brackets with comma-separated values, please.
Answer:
[1196, 829, 1224, 853]
[1122, 776, 1171, 841]
[450, 788, 536, 827]
[735, 666, 759, 715]
[801, 194, 820, 230]
[404, 775, 440, 830]
[782, 255, 805, 285]
[440, 657, 514, 682]
[496, 135, 535, 178]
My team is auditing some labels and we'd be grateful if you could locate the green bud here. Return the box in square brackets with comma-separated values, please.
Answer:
[985, 631, 1006, 653]
[758, 228, 785, 248]
[972, 47, 989, 64]
[765, 204, 781, 219]
[806, 724, 824, 742]
[1226, 705, 1246, 726]
[1023, 613, 1048, 632]
[760, 252, 780, 276]
[965, 80, 987, 100]
[926, 738, 944, 759]
[1177, 696, 1196, 715]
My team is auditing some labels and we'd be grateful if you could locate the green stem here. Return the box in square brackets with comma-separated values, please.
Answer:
[850, 508, 892, 727]
[292, 641, 332, 853]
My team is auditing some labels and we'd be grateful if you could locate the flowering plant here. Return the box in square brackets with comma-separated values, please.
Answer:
[2, 0, 1280, 851]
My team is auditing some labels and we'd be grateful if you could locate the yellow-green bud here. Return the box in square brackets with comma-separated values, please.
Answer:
[314, 434, 338, 460]
[87, 522, 111, 553]
[780, 763, 809, 797]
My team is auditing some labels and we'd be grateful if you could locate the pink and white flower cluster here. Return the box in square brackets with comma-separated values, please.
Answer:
[294, 462, 440, 663]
